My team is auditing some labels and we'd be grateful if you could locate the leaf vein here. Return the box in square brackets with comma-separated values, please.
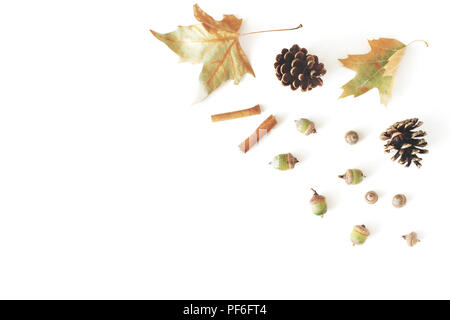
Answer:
[205, 39, 238, 87]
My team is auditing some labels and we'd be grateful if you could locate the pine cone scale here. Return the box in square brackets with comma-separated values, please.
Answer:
[411, 130, 426, 138]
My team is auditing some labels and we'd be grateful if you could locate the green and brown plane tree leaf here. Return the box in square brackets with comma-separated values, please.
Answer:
[151, 4, 301, 102]
[339, 38, 427, 106]
[151, 4, 255, 102]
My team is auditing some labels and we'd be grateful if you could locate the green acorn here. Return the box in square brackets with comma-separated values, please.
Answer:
[351, 225, 370, 246]
[338, 169, 364, 185]
[270, 153, 299, 171]
[310, 188, 327, 217]
[295, 118, 316, 136]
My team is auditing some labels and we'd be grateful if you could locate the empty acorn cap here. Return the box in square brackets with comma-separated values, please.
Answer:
[392, 194, 407, 208]
[345, 131, 359, 145]
[365, 191, 378, 204]
[402, 232, 420, 247]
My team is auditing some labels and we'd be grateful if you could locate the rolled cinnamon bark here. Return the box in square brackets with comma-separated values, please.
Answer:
[239, 115, 277, 153]
[211, 104, 261, 122]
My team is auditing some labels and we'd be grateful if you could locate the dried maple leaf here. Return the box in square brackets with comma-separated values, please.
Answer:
[339, 38, 426, 106]
[151, 4, 255, 102]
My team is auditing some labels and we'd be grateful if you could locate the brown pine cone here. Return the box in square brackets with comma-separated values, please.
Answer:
[380, 118, 428, 168]
[274, 44, 326, 91]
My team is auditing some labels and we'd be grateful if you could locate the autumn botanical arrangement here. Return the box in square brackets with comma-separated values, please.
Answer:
[151, 4, 428, 247]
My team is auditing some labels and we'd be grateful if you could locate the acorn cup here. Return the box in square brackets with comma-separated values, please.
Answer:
[310, 188, 327, 217]
[365, 191, 378, 204]
[338, 169, 365, 185]
[345, 131, 359, 145]
[402, 232, 420, 247]
[270, 153, 299, 171]
[392, 194, 407, 208]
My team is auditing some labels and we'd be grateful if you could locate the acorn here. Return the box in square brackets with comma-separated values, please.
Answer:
[392, 194, 407, 208]
[338, 169, 365, 185]
[351, 225, 370, 246]
[365, 191, 378, 204]
[310, 188, 327, 217]
[270, 153, 299, 170]
[345, 130, 359, 145]
[402, 232, 420, 247]
[295, 118, 316, 136]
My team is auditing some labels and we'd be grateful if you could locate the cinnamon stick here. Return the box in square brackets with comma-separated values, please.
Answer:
[211, 104, 261, 122]
[239, 115, 277, 153]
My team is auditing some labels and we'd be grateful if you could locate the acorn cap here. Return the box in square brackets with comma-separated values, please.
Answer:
[286, 153, 299, 169]
[338, 169, 354, 184]
[270, 153, 299, 170]
[365, 191, 378, 204]
[305, 124, 316, 135]
[354, 225, 370, 237]
[345, 130, 359, 145]
[402, 232, 420, 247]
[310, 188, 326, 204]
[392, 194, 407, 208]
[341, 169, 353, 184]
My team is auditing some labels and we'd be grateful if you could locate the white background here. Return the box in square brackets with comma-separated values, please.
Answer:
[0, 0, 449, 299]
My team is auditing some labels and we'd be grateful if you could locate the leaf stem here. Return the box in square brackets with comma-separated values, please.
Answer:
[240, 24, 302, 36]
[407, 39, 429, 47]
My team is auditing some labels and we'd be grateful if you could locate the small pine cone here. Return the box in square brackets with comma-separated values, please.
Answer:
[380, 118, 428, 168]
[274, 44, 326, 91]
